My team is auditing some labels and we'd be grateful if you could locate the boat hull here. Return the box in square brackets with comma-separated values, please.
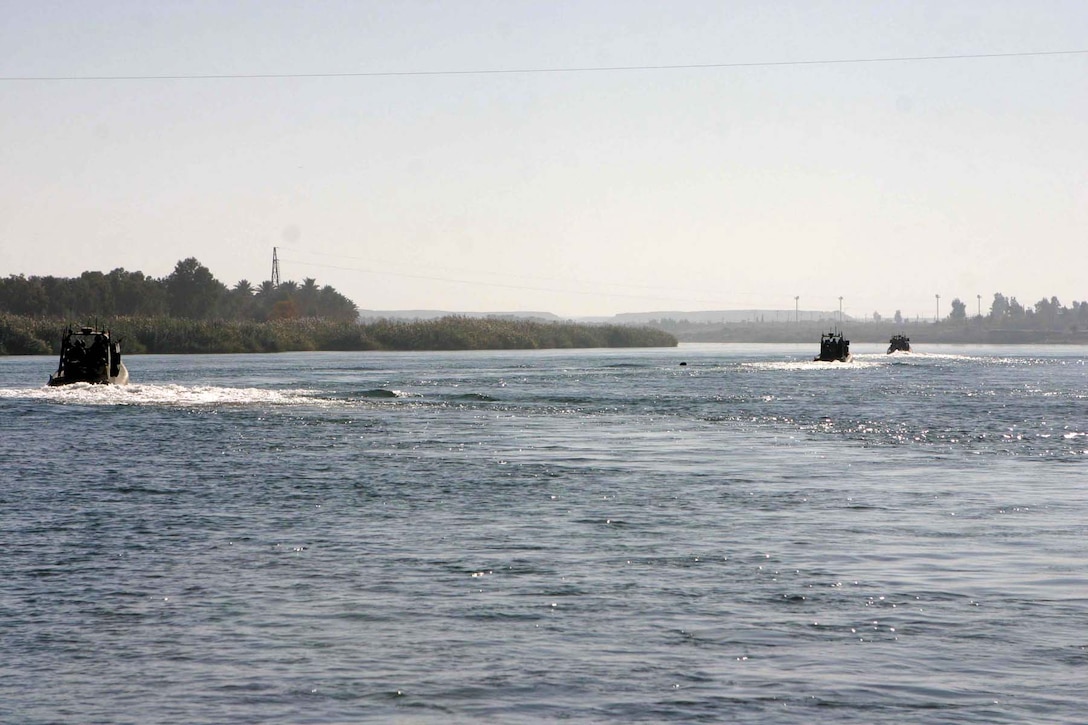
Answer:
[48, 362, 129, 387]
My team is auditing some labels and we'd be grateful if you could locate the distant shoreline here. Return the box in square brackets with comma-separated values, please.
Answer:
[654, 321, 1088, 346]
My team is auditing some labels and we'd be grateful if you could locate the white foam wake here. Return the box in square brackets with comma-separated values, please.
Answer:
[0, 383, 318, 407]
[743, 359, 881, 371]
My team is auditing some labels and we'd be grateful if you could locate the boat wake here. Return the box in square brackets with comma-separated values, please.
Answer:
[878, 351, 974, 360]
[0, 383, 319, 407]
[744, 359, 881, 372]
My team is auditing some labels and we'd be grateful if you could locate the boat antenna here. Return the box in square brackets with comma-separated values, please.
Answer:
[271, 247, 281, 286]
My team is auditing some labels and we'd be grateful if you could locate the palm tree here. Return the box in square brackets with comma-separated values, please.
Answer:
[229, 279, 256, 319]
[299, 277, 320, 317]
[254, 280, 278, 321]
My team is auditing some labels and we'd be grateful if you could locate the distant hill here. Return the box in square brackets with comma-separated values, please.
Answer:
[359, 309, 843, 324]
[358, 309, 563, 322]
[606, 310, 844, 324]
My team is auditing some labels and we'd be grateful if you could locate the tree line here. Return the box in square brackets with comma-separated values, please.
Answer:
[861, 293, 1088, 328]
[646, 292, 1088, 344]
[944, 293, 1088, 330]
[869, 293, 1088, 330]
[0, 258, 358, 322]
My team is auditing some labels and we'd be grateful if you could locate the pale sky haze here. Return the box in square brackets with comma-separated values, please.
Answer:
[1, 1, 1085, 319]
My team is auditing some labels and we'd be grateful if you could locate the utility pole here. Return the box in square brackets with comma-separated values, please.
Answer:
[271, 247, 281, 287]
[838, 296, 843, 325]
[794, 296, 799, 324]
[977, 294, 982, 318]
[935, 294, 941, 323]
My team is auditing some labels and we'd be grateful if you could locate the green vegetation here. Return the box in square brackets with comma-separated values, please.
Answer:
[0, 259, 676, 354]
[0, 258, 358, 322]
[0, 315, 676, 355]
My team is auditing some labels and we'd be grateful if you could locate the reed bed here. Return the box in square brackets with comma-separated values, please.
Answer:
[1, 315, 676, 355]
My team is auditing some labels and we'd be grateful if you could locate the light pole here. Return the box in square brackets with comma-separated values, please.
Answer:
[795, 296, 799, 324]
[935, 294, 941, 323]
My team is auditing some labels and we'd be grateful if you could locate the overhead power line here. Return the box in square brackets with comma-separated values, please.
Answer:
[2, 49, 1086, 82]
[277, 246, 691, 294]
[279, 256, 738, 308]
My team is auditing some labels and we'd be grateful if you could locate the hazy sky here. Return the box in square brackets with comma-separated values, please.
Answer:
[2, 1, 1085, 318]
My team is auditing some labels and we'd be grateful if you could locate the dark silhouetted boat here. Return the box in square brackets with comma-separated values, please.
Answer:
[48, 326, 129, 386]
[814, 331, 852, 362]
[887, 334, 911, 354]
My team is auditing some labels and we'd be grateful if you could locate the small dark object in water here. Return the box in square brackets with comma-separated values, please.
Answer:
[814, 331, 851, 362]
[48, 326, 129, 386]
[887, 334, 911, 354]
[679, 361, 687, 366]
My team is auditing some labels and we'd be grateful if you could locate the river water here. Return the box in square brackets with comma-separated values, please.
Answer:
[1, 343, 1086, 723]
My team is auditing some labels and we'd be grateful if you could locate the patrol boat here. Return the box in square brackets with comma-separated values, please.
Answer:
[814, 331, 852, 362]
[887, 334, 911, 353]
[47, 326, 129, 386]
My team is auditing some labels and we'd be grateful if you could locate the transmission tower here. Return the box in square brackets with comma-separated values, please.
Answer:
[271, 247, 281, 286]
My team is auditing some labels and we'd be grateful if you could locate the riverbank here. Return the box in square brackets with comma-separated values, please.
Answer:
[0, 315, 677, 355]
